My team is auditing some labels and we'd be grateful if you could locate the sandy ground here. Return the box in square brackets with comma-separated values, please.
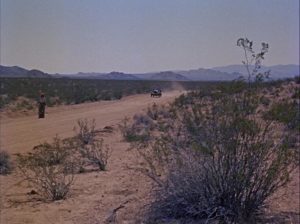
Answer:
[0, 91, 181, 224]
[0, 90, 299, 224]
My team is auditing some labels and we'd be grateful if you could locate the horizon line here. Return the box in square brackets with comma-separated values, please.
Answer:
[1, 63, 299, 75]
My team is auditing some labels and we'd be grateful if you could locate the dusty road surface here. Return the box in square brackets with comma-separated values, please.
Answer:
[1, 91, 183, 154]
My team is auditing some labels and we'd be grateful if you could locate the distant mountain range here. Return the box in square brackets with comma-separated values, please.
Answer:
[66, 71, 140, 80]
[1, 64, 299, 81]
[148, 71, 189, 81]
[0, 65, 52, 78]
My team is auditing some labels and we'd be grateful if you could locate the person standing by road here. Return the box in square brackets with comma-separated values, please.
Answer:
[38, 93, 46, 118]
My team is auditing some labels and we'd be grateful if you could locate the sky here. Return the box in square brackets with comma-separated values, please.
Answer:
[0, 0, 299, 74]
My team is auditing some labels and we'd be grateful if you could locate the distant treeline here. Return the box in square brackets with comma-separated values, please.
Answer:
[0, 77, 221, 108]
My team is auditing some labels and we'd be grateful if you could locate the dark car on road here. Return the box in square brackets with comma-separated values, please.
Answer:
[150, 89, 162, 97]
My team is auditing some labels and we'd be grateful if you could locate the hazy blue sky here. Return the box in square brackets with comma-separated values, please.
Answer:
[1, 0, 299, 74]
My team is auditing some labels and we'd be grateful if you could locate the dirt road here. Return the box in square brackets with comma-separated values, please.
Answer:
[1, 91, 182, 154]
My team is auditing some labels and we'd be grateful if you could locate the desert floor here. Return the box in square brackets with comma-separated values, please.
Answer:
[0, 90, 299, 224]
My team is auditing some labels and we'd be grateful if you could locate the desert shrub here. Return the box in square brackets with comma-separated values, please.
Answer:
[263, 101, 300, 131]
[119, 117, 138, 142]
[147, 103, 170, 120]
[20, 97, 34, 109]
[74, 138, 110, 171]
[142, 91, 297, 223]
[172, 90, 214, 107]
[260, 95, 271, 106]
[16, 137, 76, 201]
[173, 93, 195, 107]
[119, 115, 153, 142]
[119, 117, 134, 142]
[100, 91, 112, 101]
[7, 97, 35, 112]
[133, 114, 155, 128]
[112, 90, 123, 100]
[73, 118, 110, 171]
[132, 139, 171, 186]
[147, 103, 160, 120]
[217, 79, 247, 95]
[292, 87, 300, 99]
[0, 150, 13, 175]
[74, 118, 97, 145]
[0, 95, 10, 109]
[48, 96, 61, 107]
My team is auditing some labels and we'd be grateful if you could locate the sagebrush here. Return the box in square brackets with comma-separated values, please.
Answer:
[16, 137, 76, 201]
[73, 118, 110, 171]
